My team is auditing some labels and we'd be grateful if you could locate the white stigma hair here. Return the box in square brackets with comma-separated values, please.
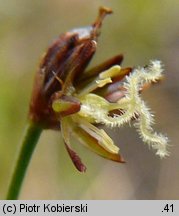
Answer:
[78, 60, 169, 158]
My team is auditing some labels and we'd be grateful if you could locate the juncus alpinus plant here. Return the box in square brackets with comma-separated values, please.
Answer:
[6, 6, 169, 200]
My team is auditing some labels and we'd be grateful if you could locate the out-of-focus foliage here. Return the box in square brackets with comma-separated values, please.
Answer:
[0, 0, 179, 199]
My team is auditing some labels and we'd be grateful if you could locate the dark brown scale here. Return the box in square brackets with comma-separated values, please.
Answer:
[42, 34, 79, 95]
[61, 40, 97, 94]
[40, 34, 78, 70]
[40, 34, 67, 69]
[43, 38, 96, 98]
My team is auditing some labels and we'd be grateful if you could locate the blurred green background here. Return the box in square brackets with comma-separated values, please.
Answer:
[0, 0, 179, 199]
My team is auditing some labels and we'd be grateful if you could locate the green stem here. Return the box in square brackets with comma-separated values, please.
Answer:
[6, 121, 43, 200]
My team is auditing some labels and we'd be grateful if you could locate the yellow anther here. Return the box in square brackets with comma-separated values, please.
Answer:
[99, 65, 121, 79]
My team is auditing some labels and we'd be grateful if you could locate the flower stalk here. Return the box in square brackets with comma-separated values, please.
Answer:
[6, 122, 42, 200]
